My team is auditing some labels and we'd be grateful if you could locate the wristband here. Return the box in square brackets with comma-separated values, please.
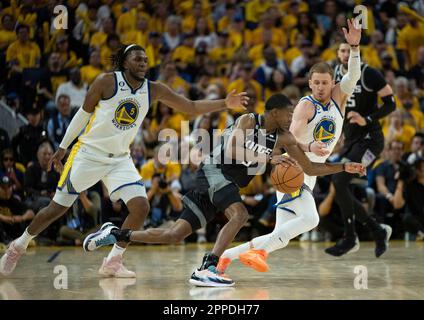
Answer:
[308, 141, 313, 152]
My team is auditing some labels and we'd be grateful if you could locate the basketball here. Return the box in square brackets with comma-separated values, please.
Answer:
[270, 163, 304, 194]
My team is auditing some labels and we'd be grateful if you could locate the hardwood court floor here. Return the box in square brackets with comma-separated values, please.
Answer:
[0, 241, 423, 300]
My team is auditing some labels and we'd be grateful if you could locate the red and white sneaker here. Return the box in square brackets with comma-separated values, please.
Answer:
[98, 256, 136, 278]
[0, 241, 26, 276]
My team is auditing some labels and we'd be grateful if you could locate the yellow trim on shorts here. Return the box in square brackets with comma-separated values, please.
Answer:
[58, 141, 82, 188]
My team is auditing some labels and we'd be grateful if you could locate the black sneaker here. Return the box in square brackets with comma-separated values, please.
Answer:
[374, 224, 392, 258]
[325, 236, 360, 257]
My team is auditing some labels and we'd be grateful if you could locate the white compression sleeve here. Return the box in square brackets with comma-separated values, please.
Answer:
[59, 107, 92, 149]
[340, 48, 361, 95]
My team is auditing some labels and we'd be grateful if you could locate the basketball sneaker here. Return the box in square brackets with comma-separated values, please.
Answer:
[374, 224, 392, 258]
[239, 249, 269, 272]
[216, 257, 232, 274]
[83, 222, 119, 252]
[189, 266, 235, 287]
[0, 241, 25, 276]
[98, 255, 136, 278]
[324, 236, 360, 257]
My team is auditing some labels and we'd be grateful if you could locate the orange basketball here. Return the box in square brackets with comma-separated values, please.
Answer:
[270, 163, 304, 194]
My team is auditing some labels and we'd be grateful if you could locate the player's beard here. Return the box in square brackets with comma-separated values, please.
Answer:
[129, 69, 145, 82]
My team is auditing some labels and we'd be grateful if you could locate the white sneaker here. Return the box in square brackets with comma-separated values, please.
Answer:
[83, 222, 119, 252]
[299, 232, 310, 242]
[189, 266, 234, 287]
[98, 256, 136, 278]
[0, 241, 25, 276]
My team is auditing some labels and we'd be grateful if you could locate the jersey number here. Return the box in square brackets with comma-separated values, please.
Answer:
[346, 95, 356, 108]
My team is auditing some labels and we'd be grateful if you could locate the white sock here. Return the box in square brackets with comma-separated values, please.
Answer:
[107, 244, 126, 260]
[14, 228, 35, 249]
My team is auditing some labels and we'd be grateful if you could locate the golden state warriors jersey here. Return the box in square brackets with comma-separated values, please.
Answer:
[79, 71, 150, 155]
[296, 95, 344, 189]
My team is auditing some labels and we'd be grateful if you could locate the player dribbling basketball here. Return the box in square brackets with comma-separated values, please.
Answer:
[219, 18, 365, 275]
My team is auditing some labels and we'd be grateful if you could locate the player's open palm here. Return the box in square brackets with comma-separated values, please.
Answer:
[342, 18, 361, 45]
[48, 148, 67, 173]
[225, 89, 249, 110]
[344, 162, 366, 176]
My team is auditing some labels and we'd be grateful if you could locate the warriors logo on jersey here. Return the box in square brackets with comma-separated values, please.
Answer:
[112, 97, 140, 130]
[313, 117, 337, 145]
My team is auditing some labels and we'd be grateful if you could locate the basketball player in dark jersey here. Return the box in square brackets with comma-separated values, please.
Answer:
[325, 42, 396, 257]
[84, 93, 365, 286]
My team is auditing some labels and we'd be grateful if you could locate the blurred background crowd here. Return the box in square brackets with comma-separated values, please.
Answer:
[0, 0, 423, 247]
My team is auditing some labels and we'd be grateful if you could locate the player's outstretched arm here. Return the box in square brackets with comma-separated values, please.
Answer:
[48, 73, 113, 173]
[333, 18, 362, 112]
[150, 81, 249, 115]
[280, 131, 365, 176]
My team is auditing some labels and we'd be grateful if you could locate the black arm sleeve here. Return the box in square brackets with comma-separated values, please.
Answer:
[367, 94, 396, 123]
[363, 67, 395, 123]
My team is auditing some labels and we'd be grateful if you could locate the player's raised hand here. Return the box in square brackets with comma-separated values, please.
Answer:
[48, 148, 66, 173]
[344, 162, 366, 176]
[310, 141, 330, 157]
[225, 89, 249, 110]
[342, 18, 361, 46]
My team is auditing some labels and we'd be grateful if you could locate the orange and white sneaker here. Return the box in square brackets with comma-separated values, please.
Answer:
[216, 257, 232, 274]
[239, 249, 269, 272]
[0, 241, 26, 276]
[98, 256, 136, 278]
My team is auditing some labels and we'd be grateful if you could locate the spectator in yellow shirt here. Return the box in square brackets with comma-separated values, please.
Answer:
[116, 0, 138, 35]
[121, 13, 149, 48]
[140, 147, 182, 186]
[90, 17, 115, 50]
[80, 50, 102, 85]
[383, 110, 416, 152]
[6, 24, 40, 72]
[251, 11, 287, 48]
[394, 76, 424, 131]
[158, 60, 189, 97]
[149, 1, 168, 34]
[362, 30, 399, 71]
[217, 3, 237, 32]
[228, 17, 252, 49]
[100, 34, 121, 71]
[228, 62, 262, 110]
[245, 0, 273, 29]
[397, 16, 424, 69]
[208, 31, 236, 74]
[55, 35, 82, 69]
[0, 14, 16, 51]
[182, 1, 214, 34]
[248, 29, 284, 67]
[289, 13, 322, 49]
[172, 33, 195, 65]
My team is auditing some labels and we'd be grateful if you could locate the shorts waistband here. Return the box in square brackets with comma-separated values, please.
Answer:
[80, 144, 129, 158]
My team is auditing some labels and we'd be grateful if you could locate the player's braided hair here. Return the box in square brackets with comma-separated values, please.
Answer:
[111, 44, 145, 71]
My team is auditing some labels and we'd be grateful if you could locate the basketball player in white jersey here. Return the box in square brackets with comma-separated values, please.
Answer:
[0, 44, 249, 277]
[217, 19, 365, 274]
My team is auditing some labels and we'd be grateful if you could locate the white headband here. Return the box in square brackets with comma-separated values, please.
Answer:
[124, 44, 136, 54]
